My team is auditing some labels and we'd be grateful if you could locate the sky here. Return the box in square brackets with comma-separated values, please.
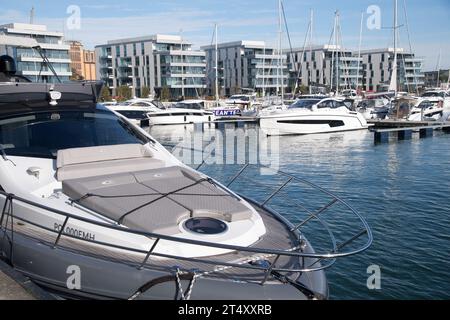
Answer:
[0, 0, 449, 70]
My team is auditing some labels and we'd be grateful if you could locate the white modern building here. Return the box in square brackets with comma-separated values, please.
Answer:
[202, 41, 288, 96]
[286, 45, 363, 92]
[360, 48, 424, 92]
[0, 23, 71, 82]
[95, 34, 206, 99]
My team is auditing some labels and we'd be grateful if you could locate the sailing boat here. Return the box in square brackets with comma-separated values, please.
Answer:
[389, 0, 399, 95]
[259, 0, 289, 114]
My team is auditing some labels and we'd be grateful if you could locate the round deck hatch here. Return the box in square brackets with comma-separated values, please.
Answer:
[183, 217, 228, 235]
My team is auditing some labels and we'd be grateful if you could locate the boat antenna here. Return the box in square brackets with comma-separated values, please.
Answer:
[33, 45, 62, 83]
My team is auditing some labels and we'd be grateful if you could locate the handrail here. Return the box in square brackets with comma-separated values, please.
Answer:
[170, 143, 373, 258]
[0, 154, 372, 276]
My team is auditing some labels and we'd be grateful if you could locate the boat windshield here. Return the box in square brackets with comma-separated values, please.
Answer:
[229, 95, 250, 101]
[0, 109, 149, 159]
[422, 92, 445, 98]
[289, 99, 320, 109]
[174, 102, 203, 110]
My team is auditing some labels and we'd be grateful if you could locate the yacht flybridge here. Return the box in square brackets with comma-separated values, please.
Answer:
[259, 98, 369, 136]
[0, 59, 371, 299]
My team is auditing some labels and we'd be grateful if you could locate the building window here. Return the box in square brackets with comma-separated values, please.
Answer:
[141, 42, 145, 55]
[116, 46, 120, 57]
[133, 43, 137, 56]
[123, 45, 127, 57]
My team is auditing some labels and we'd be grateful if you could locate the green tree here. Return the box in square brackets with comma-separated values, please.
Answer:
[160, 86, 171, 101]
[116, 85, 132, 101]
[298, 85, 309, 95]
[99, 86, 112, 102]
[141, 86, 151, 98]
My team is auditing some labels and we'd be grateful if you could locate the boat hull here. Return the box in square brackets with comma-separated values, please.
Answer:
[148, 113, 214, 125]
[0, 228, 328, 300]
[259, 113, 368, 136]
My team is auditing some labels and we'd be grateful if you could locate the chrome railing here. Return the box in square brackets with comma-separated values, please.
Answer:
[0, 155, 372, 285]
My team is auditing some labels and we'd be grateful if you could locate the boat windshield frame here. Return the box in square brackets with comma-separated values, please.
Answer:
[288, 99, 321, 109]
[0, 107, 151, 159]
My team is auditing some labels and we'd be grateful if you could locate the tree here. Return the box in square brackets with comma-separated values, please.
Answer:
[70, 68, 84, 81]
[116, 85, 132, 101]
[99, 86, 112, 102]
[160, 86, 171, 101]
[298, 85, 309, 95]
[141, 86, 151, 98]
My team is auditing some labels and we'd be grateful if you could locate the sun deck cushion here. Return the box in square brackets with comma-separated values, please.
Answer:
[56, 144, 164, 181]
[62, 166, 253, 235]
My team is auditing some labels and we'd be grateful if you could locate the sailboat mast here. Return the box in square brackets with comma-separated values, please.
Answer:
[436, 48, 441, 88]
[278, 0, 284, 102]
[262, 45, 266, 97]
[356, 11, 364, 92]
[214, 23, 219, 106]
[330, 13, 335, 92]
[309, 9, 313, 94]
[180, 29, 185, 98]
[393, 0, 398, 94]
[335, 11, 339, 94]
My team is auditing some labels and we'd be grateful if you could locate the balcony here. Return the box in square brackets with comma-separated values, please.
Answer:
[118, 64, 132, 69]
[118, 72, 133, 79]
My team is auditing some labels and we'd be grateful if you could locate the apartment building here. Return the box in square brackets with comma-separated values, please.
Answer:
[360, 48, 424, 92]
[95, 34, 206, 99]
[286, 45, 363, 92]
[68, 40, 96, 81]
[423, 69, 449, 88]
[0, 23, 71, 82]
[202, 41, 288, 96]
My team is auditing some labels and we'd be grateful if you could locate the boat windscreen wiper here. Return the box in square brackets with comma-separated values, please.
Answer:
[32, 46, 61, 83]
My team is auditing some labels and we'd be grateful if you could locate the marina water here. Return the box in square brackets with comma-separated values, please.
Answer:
[149, 125, 450, 300]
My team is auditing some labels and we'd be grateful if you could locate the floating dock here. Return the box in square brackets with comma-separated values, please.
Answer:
[368, 120, 450, 143]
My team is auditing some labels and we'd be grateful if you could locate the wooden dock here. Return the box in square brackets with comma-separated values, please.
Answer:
[369, 120, 450, 143]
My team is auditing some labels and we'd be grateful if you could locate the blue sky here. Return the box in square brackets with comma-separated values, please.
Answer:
[0, 0, 449, 70]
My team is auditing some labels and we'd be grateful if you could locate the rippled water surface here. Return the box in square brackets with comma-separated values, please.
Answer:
[149, 125, 450, 300]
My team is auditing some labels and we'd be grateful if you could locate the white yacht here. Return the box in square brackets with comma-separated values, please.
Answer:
[0, 55, 371, 300]
[407, 97, 445, 121]
[356, 97, 391, 120]
[147, 100, 215, 125]
[259, 98, 369, 136]
[106, 99, 163, 126]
